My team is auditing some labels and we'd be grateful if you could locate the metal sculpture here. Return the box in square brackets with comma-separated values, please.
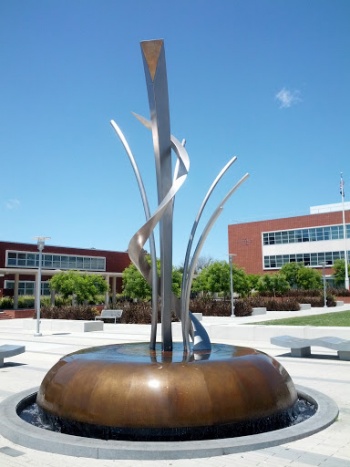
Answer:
[111, 39, 249, 353]
[36, 40, 299, 441]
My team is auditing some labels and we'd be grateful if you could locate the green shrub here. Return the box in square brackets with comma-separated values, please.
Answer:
[189, 297, 231, 317]
[118, 301, 154, 324]
[41, 295, 70, 307]
[0, 296, 14, 309]
[299, 295, 336, 307]
[18, 296, 35, 308]
[234, 299, 252, 316]
[263, 298, 299, 311]
[328, 287, 350, 297]
[40, 305, 99, 320]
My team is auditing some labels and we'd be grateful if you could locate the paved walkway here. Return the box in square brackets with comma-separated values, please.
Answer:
[0, 307, 349, 466]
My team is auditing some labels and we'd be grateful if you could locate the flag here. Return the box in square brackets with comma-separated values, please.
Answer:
[340, 175, 345, 197]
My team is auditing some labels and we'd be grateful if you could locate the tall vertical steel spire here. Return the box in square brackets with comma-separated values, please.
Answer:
[141, 40, 173, 350]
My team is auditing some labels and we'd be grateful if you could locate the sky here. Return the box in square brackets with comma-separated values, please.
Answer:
[1, 0, 349, 267]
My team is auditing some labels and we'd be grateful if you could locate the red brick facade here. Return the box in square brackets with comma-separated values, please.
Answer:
[0, 241, 130, 295]
[228, 210, 350, 275]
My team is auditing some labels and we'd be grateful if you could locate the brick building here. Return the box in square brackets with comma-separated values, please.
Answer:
[228, 203, 350, 280]
[0, 241, 130, 306]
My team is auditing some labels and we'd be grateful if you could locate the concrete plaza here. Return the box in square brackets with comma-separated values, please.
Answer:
[0, 307, 349, 467]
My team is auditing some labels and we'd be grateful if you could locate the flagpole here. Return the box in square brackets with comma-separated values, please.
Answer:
[340, 173, 349, 290]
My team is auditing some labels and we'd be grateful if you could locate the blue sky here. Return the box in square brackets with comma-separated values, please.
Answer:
[1, 1, 349, 267]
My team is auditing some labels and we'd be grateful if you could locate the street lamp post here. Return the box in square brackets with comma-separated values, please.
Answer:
[320, 262, 327, 308]
[340, 173, 349, 290]
[34, 236, 50, 337]
[229, 254, 236, 318]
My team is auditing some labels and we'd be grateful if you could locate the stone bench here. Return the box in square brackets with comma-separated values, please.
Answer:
[23, 320, 103, 332]
[252, 307, 267, 316]
[0, 345, 25, 367]
[271, 335, 350, 360]
[299, 303, 311, 310]
[95, 309, 123, 323]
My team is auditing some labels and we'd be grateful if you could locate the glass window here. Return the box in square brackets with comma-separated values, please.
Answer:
[43, 254, 53, 268]
[4, 250, 106, 272]
[309, 228, 316, 242]
[310, 253, 318, 266]
[318, 252, 325, 264]
[288, 231, 295, 243]
[302, 230, 310, 242]
[282, 231, 288, 243]
[275, 232, 282, 244]
[324, 227, 330, 240]
[282, 255, 289, 264]
[331, 226, 339, 240]
[316, 228, 323, 241]
[96, 258, 105, 270]
[60, 256, 69, 269]
[268, 233, 275, 245]
[263, 233, 269, 245]
[53, 255, 61, 268]
[17, 253, 25, 266]
[26, 253, 36, 267]
[295, 230, 303, 242]
[7, 252, 16, 266]
[333, 251, 341, 261]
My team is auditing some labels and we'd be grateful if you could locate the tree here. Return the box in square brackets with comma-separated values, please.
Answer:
[49, 271, 108, 304]
[280, 262, 304, 289]
[280, 262, 322, 290]
[256, 273, 290, 296]
[247, 274, 261, 292]
[333, 259, 350, 288]
[177, 255, 214, 274]
[122, 259, 183, 300]
[122, 263, 151, 300]
[297, 267, 322, 290]
[192, 260, 251, 297]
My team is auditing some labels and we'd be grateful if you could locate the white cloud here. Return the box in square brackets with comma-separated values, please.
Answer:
[5, 198, 20, 210]
[275, 88, 301, 108]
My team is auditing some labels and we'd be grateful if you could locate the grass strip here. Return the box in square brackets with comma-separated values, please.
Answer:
[255, 310, 350, 327]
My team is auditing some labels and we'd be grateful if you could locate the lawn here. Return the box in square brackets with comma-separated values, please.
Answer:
[257, 310, 350, 327]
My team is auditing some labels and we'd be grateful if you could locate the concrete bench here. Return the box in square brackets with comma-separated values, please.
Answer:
[271, 335, 350, 360]
[0, 345, 25, 367]
[95, 309, 123, 324]
[299, 303, 311, 310]
[252, 307, 267, 316]
[23, 319, 103, 333]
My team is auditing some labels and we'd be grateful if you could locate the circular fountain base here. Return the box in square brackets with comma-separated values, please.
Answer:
[0, 385, 338, 460]
[35, 342, 298, 440]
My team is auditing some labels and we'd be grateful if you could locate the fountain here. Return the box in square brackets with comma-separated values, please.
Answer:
[35, 39, 297, 439]
[0, 40, 338, 459]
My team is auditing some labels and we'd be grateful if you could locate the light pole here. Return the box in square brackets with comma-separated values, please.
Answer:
[229, 254, 236, 318]
[34, 236, 50, 337]
[340, 173, 349, 290]
[320, 262, 327, 308]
